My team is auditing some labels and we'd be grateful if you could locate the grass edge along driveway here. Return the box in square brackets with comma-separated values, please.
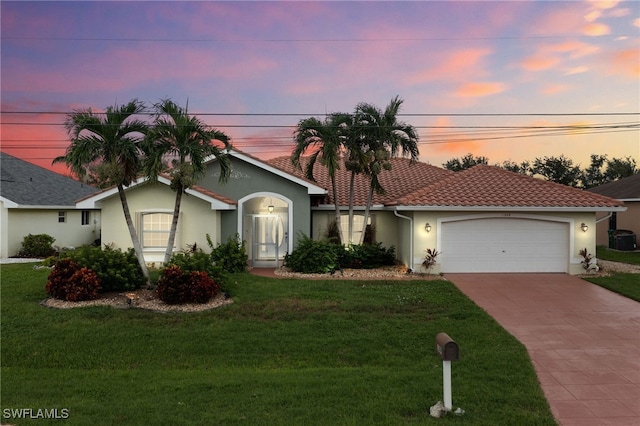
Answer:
[1, 264, 556, 425]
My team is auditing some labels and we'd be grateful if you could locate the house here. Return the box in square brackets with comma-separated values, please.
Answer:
[77, 149, 624, 274]
[587, 174, 640, 249]
[0, 152, 100, 257]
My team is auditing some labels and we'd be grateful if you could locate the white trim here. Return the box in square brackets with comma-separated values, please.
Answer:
[237, 192, 294, 255]
[207, 150, 327, 195]
[0, 197, 19, 208]
[76, 176, 235, 210]
[435, 213, 579, 269]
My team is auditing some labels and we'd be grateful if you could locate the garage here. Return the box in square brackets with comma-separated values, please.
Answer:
[440, 217, 569, 273]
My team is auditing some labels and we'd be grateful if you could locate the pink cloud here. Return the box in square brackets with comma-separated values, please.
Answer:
[583, 22, 611, 36]
[607, 48, 640, 78]
[521, 55, 561, 72]
[541, 84, 570, 95]
[407, 47, 493, 85]
[454, 82, 506, 98]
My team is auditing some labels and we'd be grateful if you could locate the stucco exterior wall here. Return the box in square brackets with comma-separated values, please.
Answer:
[203, 159, 313, 249]
[1, 206, 100, 257]
[99, 183, 221, 264]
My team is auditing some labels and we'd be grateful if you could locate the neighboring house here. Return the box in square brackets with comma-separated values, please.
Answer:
[588, 174, 640, 248]
[78, 149, 624, 274]
[0, 152, 100, 257]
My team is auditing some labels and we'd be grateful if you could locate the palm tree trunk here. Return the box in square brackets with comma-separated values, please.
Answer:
[117, 184, 150, 283]
[359, 184, 374, 245]
[331, 176, 343, 244]
[164, 184, 183, 265]
[348, 171, 356, 245]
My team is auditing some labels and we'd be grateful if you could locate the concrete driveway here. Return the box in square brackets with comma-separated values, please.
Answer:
[446, 273, 640, 426]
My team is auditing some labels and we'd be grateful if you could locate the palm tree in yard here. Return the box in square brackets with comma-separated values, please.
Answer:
[353, 96, 419, 244]
[145, 99, 232, 264]
[292, 113, 352, 243]
[53, 99, 151, 282]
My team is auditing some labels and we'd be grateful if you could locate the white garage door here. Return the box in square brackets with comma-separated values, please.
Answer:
[441, 218, 569, 273]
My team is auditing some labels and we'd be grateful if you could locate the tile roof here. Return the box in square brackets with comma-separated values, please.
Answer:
[1, 152, 97, 206]
[396, 165, 625, 209]
[267, 156, 453, 207]
[587, 173, 640, 200]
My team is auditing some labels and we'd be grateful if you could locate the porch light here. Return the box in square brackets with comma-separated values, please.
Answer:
[581, 223, 588, 232]
[268, 205, 274, 213]
[425, 223, 432, 232]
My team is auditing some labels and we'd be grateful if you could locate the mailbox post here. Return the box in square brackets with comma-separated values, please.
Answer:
[435, 332, 459, 411]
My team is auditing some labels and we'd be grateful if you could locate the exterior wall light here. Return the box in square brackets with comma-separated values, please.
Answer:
[268, 205, 275, 213]
[425, 223, 432, 232]
[581, 223, 588, 232]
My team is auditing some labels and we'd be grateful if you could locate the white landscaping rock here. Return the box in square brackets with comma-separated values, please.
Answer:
[429, 400, 449, 418]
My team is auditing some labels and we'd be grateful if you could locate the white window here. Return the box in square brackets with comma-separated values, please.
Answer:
[81, 210, 90, 226]
[141, 213, 173, 248]
[58, 211, 66, 223]
[338, 214, 372, 244]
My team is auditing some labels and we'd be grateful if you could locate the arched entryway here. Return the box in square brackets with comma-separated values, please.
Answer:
[238, 193, 292, 268]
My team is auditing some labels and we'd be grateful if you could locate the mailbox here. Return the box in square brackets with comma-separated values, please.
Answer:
[436, 332, 459, 361]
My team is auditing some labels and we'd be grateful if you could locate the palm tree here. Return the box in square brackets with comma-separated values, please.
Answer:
[53, 99, 151, 282]
[353, 96, 419, 244]
[145, 99, 232, 264]
[292, 113, 351, 243]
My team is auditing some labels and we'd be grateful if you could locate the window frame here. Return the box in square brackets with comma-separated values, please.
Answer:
[81, 210, 91, 226]
[58, 211, 66, 223]
[139, 211, 175, 250]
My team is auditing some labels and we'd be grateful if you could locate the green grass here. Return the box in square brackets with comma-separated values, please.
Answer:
[597, 245, 640, 265]
[584, 273, 640, 302]
[1, 263, 556, 425]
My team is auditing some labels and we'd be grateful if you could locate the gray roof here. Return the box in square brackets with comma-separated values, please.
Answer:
[1, 152, 97, 207]
[588, 173, 640, 200]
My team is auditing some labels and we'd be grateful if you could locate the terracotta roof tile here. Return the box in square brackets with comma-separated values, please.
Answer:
[267, 156, 453, 207]
[189, 184, 237, 205]
[397, 165, 625, 208]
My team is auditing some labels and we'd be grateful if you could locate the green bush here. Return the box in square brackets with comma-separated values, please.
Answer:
[46, 258, 102, 301]
[340, 243, 396, 269]
[284, 233, 339, 274]
[166, 250, 228, 290]
[62, 245, 144, 292]
[207, 234, 248, 273]
[18, 233, 56, 258]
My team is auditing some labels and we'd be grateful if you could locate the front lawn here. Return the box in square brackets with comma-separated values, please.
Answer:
[584, 273, 640, 302]
[1, 263, 555, 425]
[597, 245, 640, 265]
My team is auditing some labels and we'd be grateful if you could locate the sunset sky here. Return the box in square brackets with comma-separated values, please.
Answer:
[2, 0, 639, 176]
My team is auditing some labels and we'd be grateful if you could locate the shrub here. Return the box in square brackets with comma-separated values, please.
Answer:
[339, 243, 396, 269]
[62, 245, 144, 292]
[46, 258, 101, 302]
[18, 233, 56, 258]
[284, 233, 339, 274]
[156, 265, 220, 304]
[167, 250, 228, 290]
[422, 248, 440, 273]
[207, 234, 248, 273]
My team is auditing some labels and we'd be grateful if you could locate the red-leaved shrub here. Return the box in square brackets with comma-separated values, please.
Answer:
[156, 265, 219, 305]
[46, 258, 102, 301]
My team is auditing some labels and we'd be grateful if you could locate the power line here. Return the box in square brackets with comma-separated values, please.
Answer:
[4, 34, 634, 43]
[2, 110, 639, 117]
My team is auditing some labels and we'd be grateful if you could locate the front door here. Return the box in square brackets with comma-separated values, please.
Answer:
[251, 213, 288, 267]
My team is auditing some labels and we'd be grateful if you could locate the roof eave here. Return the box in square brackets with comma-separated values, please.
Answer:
[393, 205, 627, 212]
